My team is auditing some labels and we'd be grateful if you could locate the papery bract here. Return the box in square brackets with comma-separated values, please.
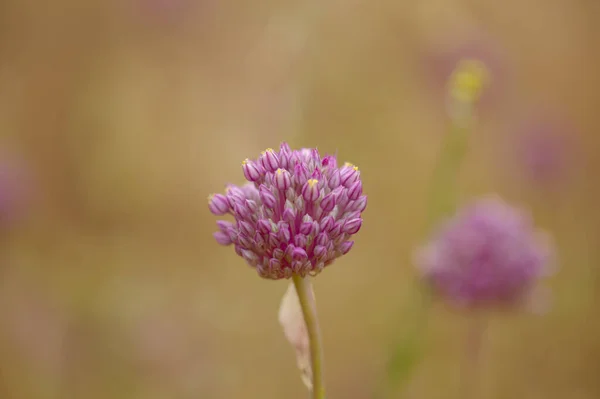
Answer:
[278, 283, 313, 390]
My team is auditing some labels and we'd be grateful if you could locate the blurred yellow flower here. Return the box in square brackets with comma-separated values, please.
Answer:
[447, 58, 491, 105]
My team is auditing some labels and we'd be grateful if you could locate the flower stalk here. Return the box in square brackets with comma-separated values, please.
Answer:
[377, 58, 490, 399]
[461, 314, 487, 399]
[292, 275, 325, 399]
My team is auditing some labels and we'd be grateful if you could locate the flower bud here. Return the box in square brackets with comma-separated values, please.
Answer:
[259, 185, 277, 209]
[302, 179, 320, 202]
[208, 194, 230, 215]
[274, 168, 292, 191]
[242, 159, 263, 182]
[260, 148, 280, 172]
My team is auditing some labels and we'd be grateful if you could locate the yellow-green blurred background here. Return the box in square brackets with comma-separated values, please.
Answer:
[1, 0, 599, 398]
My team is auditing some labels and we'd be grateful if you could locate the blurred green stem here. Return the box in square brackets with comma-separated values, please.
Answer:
[425, 116, 472, 230]
[375, 284, 432, 399]
[292, 275, 325, 399]
[377, 107, 474, 399]
[461, 313, 487, 399]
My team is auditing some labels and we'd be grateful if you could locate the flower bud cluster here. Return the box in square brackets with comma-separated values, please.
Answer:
[209, 143, 367, 279]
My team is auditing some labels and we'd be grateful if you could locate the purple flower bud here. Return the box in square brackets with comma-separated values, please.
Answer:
[320, 192, 336, 213]
[294, 234, 308, 248]
[353, 195, 368, 212]
[302, 179, 320, 202]
[299, 221, 312, 235]
[213, 231, 232, 245]
[274, 168, 292, 191]
[340, 162, 359, 187]
[316, 233, 329, 247]
[282, 207, 296, 225]
[260, 148, 280, 172]
[268, 233, 279, 248]
[343, 218, 362, 234]
[328, 170, 341, 189]
[273, 248, 284, 260]
[310, 221, 320, 237]
[226, 191, 244, 209]
[245, 199, 258, 214]
[298, 149, 312, 163]
[284, 244, 295, 263]
[310, 168, 322, 181]
[233, 203, 251, 220]
[294, 195, 304, 212]
[238, 220, 255, 237]
[321, 155, 337, 169]
[259, 185, 277, 209]
[329, 223, 342, 239]
[294, 163, 309, 186]
[242, 159, 263, 182]
[313, 245, 327, 259]
[240, 183, 260, 201]
[227, 229, 237, 242]
[241, 249, 259, 265]
[320, 215, 335, 232]
[344, 210, 362, 221]
[254, 233, 265, 250]
[216, 220, 234, 233]
[257, 219, 271, 234]
[225, 184, 245, 197]
[208, 194, 230, 215]
[269, 258, 282, 272]
[279, 142, 292, 169]
[347, 181, 363, 201]
[339, 240, 354, 255]
[237, 234, 254, 248]
[310, 148, 320, 163]
[292, 247, 308, 262]
[291, 260, 304, 274]
[277, 222, 291, 243]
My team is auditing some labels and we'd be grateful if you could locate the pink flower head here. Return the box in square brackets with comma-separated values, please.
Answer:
[209, 143, 367, 280]
[517, 113, 577, 188]
[416, 196, 554, 310]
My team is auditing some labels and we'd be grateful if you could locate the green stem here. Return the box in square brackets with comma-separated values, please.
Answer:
[425, 119, 471, 231]
[461, 314, 487, 399]
[377, 107, 474, 399]
[292, 275, 325, 399]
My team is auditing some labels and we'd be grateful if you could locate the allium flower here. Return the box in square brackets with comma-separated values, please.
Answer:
[516, 113, 576, 188]
[415, 196, 554, 309]
[208, 143, 367, 280]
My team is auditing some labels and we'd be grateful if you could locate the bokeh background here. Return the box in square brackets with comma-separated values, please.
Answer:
[1, 0, 599, 398]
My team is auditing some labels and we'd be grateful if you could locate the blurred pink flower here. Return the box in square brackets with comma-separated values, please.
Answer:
[516, 113, 578, 188]
[415, 195, 555, 311]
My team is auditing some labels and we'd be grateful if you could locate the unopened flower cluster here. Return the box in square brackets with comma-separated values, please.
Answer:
[416, 196, 553, 308]
[209, 143, 367, 280]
